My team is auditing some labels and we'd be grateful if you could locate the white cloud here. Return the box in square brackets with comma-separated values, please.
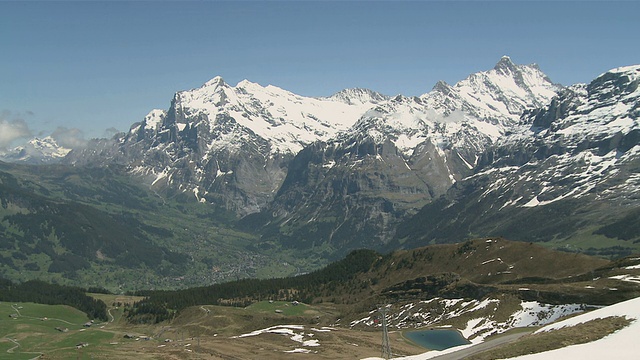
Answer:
[0, 111, 33, 149]
[50, 127, 87, 149]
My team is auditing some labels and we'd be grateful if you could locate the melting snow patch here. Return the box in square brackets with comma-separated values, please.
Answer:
[152, 170, 169, 186]
[311, 327, 334, 332]
[235, 325, 304, 338]
[487, 296, 640, 359]
[522, 196, 540, 207]
[609, 275, 640, 284]
[235, 325, 323, 349]
[509, 302, 584, 328]
[481, 258, 503, 265]
[322, 160, 336, 169]
[303, 339, 320, 347]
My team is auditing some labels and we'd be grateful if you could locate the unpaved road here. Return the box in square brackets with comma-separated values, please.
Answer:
[428, 330, 533, 360]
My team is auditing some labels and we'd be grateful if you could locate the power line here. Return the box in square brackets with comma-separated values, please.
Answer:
[378, 305, 392, 359]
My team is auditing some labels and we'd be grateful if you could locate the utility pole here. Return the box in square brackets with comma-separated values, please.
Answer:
[378, 305, 392, 359]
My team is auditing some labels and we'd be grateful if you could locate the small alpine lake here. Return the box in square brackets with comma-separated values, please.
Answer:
[403, 328, 470, 351]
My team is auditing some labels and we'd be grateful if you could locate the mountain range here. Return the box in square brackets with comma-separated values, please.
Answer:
[1, 56, 638, 287]
[0, 136, 71, 164]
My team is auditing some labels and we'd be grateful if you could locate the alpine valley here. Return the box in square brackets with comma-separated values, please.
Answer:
[1, 56, 639, 291]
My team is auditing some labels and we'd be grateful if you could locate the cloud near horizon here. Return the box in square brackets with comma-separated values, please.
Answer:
[0, 111, 33, 149]
[50, 127, 88, 149]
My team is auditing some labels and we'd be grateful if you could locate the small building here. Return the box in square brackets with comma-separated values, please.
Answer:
[83, 322, 92, 327]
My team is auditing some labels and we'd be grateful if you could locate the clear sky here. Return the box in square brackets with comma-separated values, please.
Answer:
[2, 1, 639, 149]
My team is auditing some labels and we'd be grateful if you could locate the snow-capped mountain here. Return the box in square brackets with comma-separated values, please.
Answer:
[158, 76, 388, 155]
[393, 65, 640, 255]
[332, 56, 561, 167]
[66, 78, 388, 215]
[64, 57, 639, 256]
[483, 64, 639, 206]
[247, 57, 564, 251]
[0, 137, 71, 164]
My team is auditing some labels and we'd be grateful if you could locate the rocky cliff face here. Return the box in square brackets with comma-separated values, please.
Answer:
[244, 57, 563, 253]
[66, 79, 387, 215]
[393, 65, 640, 255]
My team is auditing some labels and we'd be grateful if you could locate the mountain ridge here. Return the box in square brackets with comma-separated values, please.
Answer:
[5, 57, 639, 262]
[392, 64, 640, 255]
[243, 57, 566, 252]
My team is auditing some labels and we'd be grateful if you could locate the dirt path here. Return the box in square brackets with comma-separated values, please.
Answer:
[12, 304, 80, 325]
[427, 331, 533, 360]
[4, 337, 20, 353]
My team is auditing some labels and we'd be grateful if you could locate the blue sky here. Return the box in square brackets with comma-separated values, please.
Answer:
[2, 1, 639, 148]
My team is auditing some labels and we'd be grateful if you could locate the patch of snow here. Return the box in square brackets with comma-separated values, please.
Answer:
[500, 296, 640, 359]
[234, 324, 323, 349]
[481, 258, 503, 265]
[522, 196, 540, 207]
[609, 275, 640, 284]
[285, 348, 312, 353]
[322, 160, 336, 169]
[383, 297, 640, 360]
[143, 109, 166, 131]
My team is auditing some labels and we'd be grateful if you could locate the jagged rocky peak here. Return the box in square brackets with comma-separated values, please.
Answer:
[431, 80, 452, 94]
[485, 56, 558, 94]
[493, 55, 518, 74]
[425, 56, 562, 122]
[491, 55, 551, 84]
[203, 75, 227, 88]
[327, 88, 389, 105]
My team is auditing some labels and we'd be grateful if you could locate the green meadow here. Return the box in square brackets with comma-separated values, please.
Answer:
[0, 302, 117, 359]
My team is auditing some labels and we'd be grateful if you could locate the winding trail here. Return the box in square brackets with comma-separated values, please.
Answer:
[10, 305, 22, 317]
[4, 337, 20, 353]
[9, 303, 80, 325]
[3, 337, 43, 359]
[108, 308, 115, 323]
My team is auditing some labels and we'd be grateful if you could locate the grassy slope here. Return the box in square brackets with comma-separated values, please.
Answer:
[0, 302, 112, 359]
[1, 240, 639, 359]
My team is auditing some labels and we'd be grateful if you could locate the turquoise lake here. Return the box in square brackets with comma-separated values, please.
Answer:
[404, 329, 470, 350]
